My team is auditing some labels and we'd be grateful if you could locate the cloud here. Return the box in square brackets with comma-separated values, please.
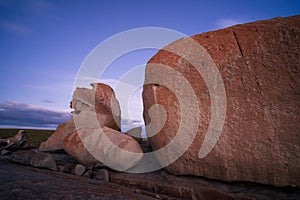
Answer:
[0, 21, 31, 35]
[41, 99, 55, 104]
[216, 18, 245, 29]
[0, 101, 71, 129]
[121, 118, 143, 126]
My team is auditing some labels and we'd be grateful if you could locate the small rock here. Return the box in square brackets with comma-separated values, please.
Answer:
[57, 165, 65, 172]
[82, 170, 93, 178]
[10, 150, 57, 171]
[0, 150, 11, 156]
[73, 164, 86, 176]
[94, 163, 106, 168]
[92, 168, 109, 182]
[30, 151, 57, 171]
[57, 163, 75, 174]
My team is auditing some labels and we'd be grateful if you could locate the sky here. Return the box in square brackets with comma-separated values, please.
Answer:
[0, 0, 299, 130]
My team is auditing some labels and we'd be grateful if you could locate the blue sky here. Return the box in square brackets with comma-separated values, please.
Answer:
[0, 0, 299, 130]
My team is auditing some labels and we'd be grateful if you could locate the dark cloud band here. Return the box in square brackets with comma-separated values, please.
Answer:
[0, 101, 71, 129]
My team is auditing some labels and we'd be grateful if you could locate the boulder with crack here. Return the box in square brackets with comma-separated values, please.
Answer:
[143, 15, 300, 187]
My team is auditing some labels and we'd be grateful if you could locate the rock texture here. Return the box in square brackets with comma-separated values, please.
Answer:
[0, 160, 157, 200]
[110, 170, 300, 200]
[72, 83, 121, 131]
[1, 150, 299, 200]
[0, 130, 29, 151]
[73, 164, 86, 176]
[39, 83, 121, 151]
[10, 150, 57, 171]
[126, 127, 143, 142]
[93, 168, 110, 182]
[39, 118, 75, 150]
[63, 127, 143, 170]
[62, 129, 99, 166]
[143, 15, 300, 187]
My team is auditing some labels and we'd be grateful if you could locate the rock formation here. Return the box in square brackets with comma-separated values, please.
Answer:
[62, 128, 99, 166]
[39, 83, 143, 170]
[0, 130, 29, 151]
[39, 118, 75, 150]
[10, 149, 57, 171]
[63, 127, 143, 170]
[71, 83, 121, 131]
[125, 127, 142, 142]
[39, 83, 121, 151]
[143, 15, 300, 187]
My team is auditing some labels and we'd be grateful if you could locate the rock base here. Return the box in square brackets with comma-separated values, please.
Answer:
[1, 149, 299, 199]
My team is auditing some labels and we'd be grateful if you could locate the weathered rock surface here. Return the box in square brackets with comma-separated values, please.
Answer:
[0, 150, 11, 156]
[0, 160, 157, 200]
[39, 118, 75, 151]
[72, 83, 121, 131]
[143, 15, 300, 187]
[126, 127, 143, 142]
[63, 127, 143, 169]
[125, 127, 153, 153]
[92, 168, 110, 182]
[73, 164, 86, 176]
[1, 150, 299, 199]
[39, 83, 121, 151]
[110, 170, 300, 200]
[62, 129, 99, 166]
[9, 150, 57, 171]
[48, 149, 78, 173]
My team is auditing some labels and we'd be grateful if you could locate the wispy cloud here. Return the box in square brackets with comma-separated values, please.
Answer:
[215, 18, 245, 29]
[0, 21, 31, 35]
[0, 101, 71, 129]
[41, 99, 55, 104]
[121, 118, 142, 125]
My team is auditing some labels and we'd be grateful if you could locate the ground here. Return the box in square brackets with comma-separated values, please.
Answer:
[0, 159, 156, 200]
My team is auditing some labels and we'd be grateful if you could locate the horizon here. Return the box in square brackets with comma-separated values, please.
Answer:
[0, 0, 299, 130]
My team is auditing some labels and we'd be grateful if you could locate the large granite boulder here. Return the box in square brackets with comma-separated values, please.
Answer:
[143, 15, 300, 187]
[63, 127, 143, 170]
[39, 83, 121, 151]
